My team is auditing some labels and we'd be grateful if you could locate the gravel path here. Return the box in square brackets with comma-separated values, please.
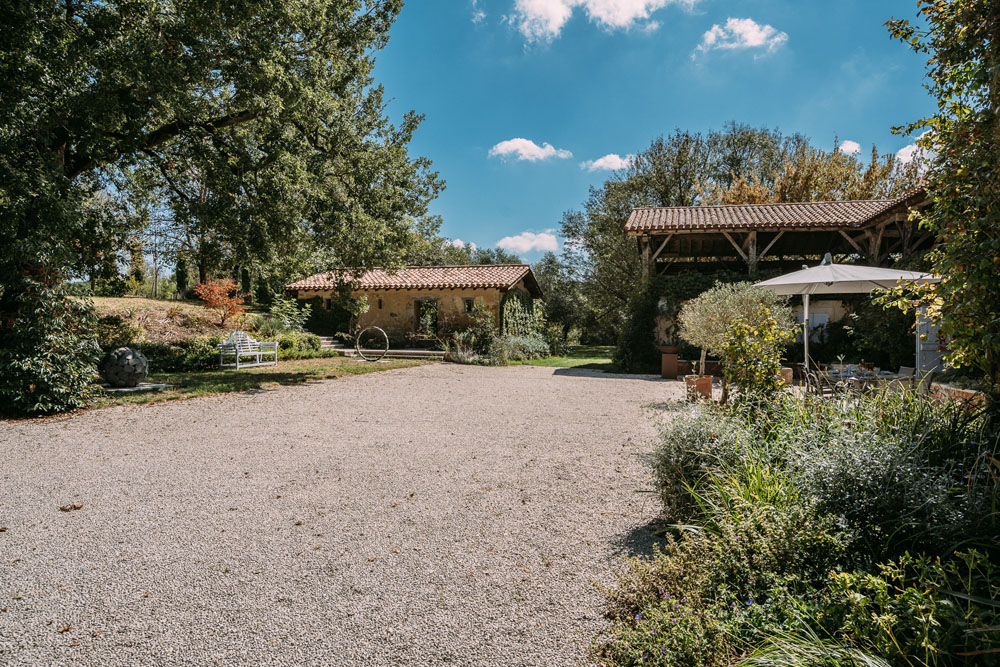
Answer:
[0, 363, 680, 665]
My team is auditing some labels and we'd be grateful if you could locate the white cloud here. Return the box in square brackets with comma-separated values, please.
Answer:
[896, 144, 920, 164]
[580, 153, 633, 171]
[696, 18, 788, 56]
[897, 130, 932, 164]
[471, 0, 486, 24]
[489, 138, 573, 162]
[511, 0, 696, 41]
[447, 238, 477, 252]
[838, 140, 861, 155]
[497, 231, 560, 253]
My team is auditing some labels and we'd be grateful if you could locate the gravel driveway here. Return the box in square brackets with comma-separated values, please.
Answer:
[0, 363, 679, 665]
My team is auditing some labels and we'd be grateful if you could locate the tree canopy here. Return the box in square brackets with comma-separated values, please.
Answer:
[0, 0, 441, 413]
[887, 0, 1000, 397]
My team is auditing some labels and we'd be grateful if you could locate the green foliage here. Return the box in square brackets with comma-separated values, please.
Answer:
[822, 550, 1000, 665]
[502, 291, 544, 337]
[0, 292, 102, 416]
[445, 302, 549, 365]
[721, 306, 796, 401]
[614, 390, 1000, 664]
[678, 282, 794, 375]
[248, 315, 283, 339]
[269, 295, 311, 332]
[131, 336, 223, 373]
[94, 315, 143, 349]
[0, 0, 441, 414]
[498, 334, 550, 361]
[595, 505, 848, 666]
[615, 271, 743, 373]
[887, 1, 1000, 399]
[444, 302, 505, 365]
[275, 331, 322, 358]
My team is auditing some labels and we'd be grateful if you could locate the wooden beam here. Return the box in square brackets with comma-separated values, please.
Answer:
[650, 234, 674, 262]
[869, 223, 887, 265]
[641, 237, 651, 278]
[721, 231, 748, 261]
[838, 230, 865, 254]
[759, 230, 786, 259]
[746, 231, 758, 275]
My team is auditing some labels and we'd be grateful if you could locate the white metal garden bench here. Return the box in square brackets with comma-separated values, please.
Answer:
[218, 331, 278, 369]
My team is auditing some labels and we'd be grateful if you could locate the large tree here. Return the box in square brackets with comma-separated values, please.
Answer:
[888, 0, 1000, 398]
[0, 0, 441, 414]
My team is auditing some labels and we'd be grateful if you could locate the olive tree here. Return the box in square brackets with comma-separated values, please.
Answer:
[678, 282, 795, 376]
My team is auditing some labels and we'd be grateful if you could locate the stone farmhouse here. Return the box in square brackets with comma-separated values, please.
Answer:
[286, 264, 543, 339]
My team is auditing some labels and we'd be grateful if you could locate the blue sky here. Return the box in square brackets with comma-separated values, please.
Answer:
[374, 0, 934, 261]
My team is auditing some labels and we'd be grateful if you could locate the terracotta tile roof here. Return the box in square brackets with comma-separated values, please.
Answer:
[624, 188, 928, 233]
[286, 265, 541, 295]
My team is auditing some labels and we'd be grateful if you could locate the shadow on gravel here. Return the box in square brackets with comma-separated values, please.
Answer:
[609, 518, 666, 559]
[552, 368, 669, 382]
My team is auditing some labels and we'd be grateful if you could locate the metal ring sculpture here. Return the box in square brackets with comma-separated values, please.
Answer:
[355, 326, 389, 362]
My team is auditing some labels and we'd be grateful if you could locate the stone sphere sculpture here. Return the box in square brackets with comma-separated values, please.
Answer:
[100, 347, 149, 388]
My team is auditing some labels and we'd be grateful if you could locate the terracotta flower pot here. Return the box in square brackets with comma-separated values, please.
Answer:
[684, 374, 713, 401]
[780, 367, 794, 387]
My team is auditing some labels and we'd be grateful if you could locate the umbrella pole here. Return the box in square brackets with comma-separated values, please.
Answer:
[803, 294, 810, 373]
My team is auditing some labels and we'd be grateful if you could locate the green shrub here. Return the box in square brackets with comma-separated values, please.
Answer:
[720, 306, 795, 403]
[94, 314, 143, 348]
[274, 331, 322, 358]
[781, 392, 998, 561]
[821, 550, 1000, 665]
[620, 390, 1000, 665]
[269, 294, 310, 331]
[132, 336, 222, 373]
[499, 333, 550, 361]
[595, 505, 848, 666]
[248, 314, 283, 339]
[0, 294, 102, 415]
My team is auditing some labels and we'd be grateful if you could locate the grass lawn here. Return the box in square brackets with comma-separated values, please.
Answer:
[95, 356, 430, 408]
[514, 345, 616, 371]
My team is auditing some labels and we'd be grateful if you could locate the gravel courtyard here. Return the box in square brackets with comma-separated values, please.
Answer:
[0, 363, 679, 665]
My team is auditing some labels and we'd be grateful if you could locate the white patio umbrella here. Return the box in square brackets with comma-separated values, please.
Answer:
[755, 255, 939, 371]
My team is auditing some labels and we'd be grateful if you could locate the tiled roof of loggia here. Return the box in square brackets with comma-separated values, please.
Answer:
[624, 188, 927, 233]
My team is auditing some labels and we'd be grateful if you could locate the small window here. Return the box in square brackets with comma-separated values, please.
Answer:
[464, 298, 475, 314]
[324, 298, 332, 310]
[378, 298, 383, 310]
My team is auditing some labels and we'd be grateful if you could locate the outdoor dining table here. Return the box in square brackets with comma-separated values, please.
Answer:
[816, 369, 909, 394]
